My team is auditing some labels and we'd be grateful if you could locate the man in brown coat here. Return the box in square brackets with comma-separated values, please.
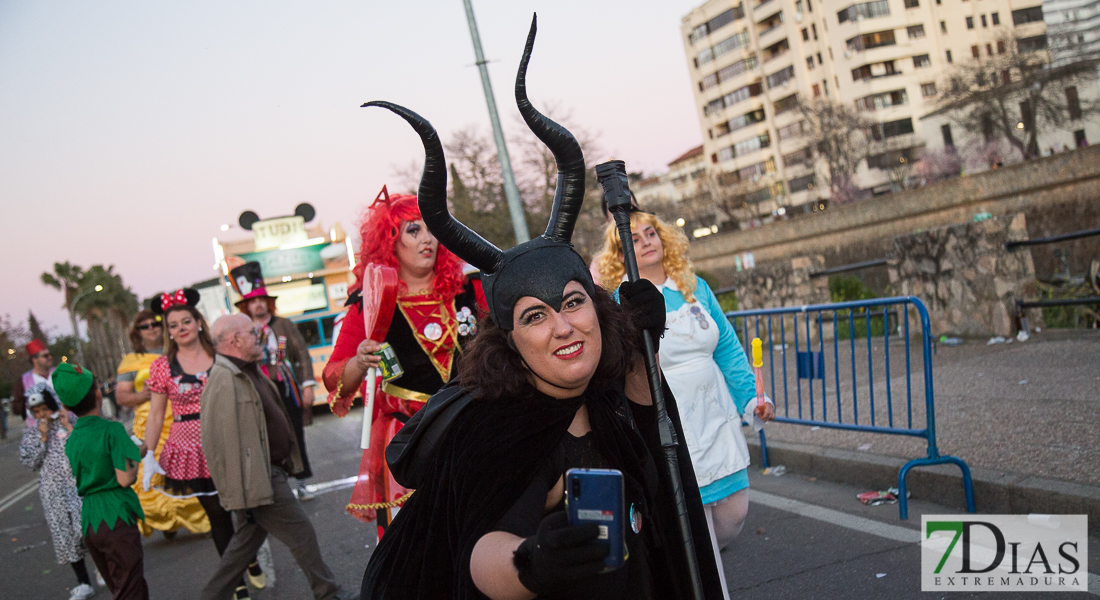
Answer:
[230, 261, 317, 499]
[200, 314, 352, 600]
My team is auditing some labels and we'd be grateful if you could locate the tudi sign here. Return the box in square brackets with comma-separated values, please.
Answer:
[922, 515, 1087, 592]
[252, 216, 308, 251]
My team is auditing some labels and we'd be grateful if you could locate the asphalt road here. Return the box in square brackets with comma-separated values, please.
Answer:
[2, 407, 1097, 599]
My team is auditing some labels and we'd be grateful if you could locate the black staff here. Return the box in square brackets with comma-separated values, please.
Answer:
[596, 160, 705, 600]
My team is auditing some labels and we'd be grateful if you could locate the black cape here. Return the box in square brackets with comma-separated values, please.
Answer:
[359, 380, 724, 599]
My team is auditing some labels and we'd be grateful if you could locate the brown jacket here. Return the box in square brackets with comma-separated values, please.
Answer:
[200, 354, 303, 511]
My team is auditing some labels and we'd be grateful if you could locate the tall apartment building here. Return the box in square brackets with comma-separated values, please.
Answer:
[1043, 0, 1100, 65]
[680, 0, 1058, 216]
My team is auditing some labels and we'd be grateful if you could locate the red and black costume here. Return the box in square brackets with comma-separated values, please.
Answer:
[323, 190, 486, 531]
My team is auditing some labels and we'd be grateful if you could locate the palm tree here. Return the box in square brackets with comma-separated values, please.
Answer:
[41, 262, 139, 379]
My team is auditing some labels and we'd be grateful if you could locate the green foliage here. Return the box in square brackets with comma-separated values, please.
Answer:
[696, 270, 719, 290]
[834, 309, 891, 340]
[1038, 287, 1099, 329]
[49, 335, 80, 365]
[27, 311, 48, 344]
[828, 275, 878, 303]
[829, 275, 888, 339]
[696, 270, 738, 313]
[716, 291, 739, 313]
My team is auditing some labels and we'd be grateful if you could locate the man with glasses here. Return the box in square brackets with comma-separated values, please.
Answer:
[199, 314, 353, 600]
[11, 339, 55, 424]
[230, 261, 318, 500]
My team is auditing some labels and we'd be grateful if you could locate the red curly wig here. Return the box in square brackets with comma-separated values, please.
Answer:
[351, 192, 467, 300]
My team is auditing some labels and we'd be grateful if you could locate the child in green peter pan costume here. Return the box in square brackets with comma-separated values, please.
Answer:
[54, 363, 151, 600]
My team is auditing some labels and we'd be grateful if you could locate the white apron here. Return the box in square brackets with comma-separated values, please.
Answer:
[659, 284, 751, 489]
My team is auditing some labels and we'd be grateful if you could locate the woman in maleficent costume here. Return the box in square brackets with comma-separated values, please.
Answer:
[356, 16, 725, 600]
[323, 186, 486, 534]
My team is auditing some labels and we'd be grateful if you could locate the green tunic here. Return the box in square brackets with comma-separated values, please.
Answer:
[65, 415, 144, 535]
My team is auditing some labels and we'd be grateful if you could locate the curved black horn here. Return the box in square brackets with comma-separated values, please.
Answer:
[515, 14, 587, 244]
[362, 101, 504, 273]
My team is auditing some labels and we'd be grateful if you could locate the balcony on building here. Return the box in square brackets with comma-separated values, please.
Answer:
[713, 107, 767, 138]
[851, 59, 901, 82]
[702, 81, 765, 118]
[756, 11, 785, 40]
[854, 88, 908, 112]
[762, 38, 790, 63]
[836, 0, 891, 25]
[846, 29, 897, 53]
[753, 0, 776, 12]
[687, 4, 746, 45]
[698, 53, 760, 93]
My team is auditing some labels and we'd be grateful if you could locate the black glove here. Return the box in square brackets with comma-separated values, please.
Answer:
[512, 511, 609, 595]
[618, 279, 666, 353]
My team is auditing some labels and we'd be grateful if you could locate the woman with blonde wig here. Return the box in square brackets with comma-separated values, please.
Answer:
[597, 211, 774, 598]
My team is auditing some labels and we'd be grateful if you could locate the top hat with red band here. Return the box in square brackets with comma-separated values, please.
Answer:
[25, 339, 48, 357]
[229, 262, 275, 308]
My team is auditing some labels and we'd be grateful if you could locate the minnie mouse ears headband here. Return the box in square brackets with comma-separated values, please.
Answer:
[151, 288, 201, 315]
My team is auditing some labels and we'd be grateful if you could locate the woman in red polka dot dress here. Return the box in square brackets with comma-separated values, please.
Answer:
[143, 289, 260, 599]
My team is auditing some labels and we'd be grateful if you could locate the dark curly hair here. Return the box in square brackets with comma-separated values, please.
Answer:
[458, 284, 642, 402]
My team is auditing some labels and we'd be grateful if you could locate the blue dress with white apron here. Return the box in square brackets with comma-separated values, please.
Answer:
[650, 276, 758, 505]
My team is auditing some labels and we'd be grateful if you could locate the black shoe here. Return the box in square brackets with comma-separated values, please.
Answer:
[235, 585, 251, 600]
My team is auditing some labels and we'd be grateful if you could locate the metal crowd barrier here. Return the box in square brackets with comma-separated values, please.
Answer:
[726, 296, 975, 520]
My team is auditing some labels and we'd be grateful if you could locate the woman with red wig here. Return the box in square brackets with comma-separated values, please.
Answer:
[324, 186, 485, 535]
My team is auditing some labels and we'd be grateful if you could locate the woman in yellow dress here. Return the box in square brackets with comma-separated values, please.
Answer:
[115, 309, 210, 538]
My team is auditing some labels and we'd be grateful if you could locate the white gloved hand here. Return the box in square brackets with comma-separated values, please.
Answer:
[749, 394, 774, 432]
[141, 452, 166, 491]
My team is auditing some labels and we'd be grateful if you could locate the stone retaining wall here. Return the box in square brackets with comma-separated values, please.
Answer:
[887, 213, 1043, 337]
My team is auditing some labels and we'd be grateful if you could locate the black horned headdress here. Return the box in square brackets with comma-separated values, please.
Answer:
[363, 14, 594, 330]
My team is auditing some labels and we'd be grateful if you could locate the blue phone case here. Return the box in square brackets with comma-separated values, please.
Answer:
[565, 468, 626, 571]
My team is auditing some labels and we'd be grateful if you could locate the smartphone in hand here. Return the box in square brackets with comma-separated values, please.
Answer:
[565, 468, 626, 572]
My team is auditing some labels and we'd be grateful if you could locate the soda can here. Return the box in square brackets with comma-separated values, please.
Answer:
[376, 342, 405, 382]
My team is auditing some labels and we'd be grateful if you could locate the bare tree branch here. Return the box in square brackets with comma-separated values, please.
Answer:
[797, 98, 872, 203]
[935, 30, 1100, 161]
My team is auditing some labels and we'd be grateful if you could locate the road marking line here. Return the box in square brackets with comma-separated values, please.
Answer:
[749, 489, 920, 543]
[303, 476, 357, 496]
[0, 481, 40, 515]
[750, 489, 1099, 595]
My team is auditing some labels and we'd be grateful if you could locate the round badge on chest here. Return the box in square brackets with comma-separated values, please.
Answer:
[423, 322, 443, 341]
[629, 502, 643, 534]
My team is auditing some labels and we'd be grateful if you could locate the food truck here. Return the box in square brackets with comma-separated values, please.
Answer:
[211, 205, 356, 404]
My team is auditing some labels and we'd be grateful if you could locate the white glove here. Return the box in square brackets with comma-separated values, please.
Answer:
[748, 394, 774, 433]
[141, 452, 166, 491]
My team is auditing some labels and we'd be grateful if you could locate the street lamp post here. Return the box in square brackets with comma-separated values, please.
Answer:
[69, 285, 103, 366]
[460, 0, 531, 244]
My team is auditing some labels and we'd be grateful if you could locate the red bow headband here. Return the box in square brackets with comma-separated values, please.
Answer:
[154, 288, 201, 315]
[159, 289, 188, 311]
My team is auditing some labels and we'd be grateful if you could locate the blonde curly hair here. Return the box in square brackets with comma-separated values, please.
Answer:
[596, 212, 697, 303]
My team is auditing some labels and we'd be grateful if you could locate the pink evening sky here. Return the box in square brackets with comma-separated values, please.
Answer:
[0, 1, 708, 336]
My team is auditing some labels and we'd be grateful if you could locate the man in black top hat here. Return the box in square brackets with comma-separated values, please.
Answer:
[229, 261, 317, 500]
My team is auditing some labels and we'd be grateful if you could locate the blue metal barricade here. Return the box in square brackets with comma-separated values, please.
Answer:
[727, 296, 975, 520]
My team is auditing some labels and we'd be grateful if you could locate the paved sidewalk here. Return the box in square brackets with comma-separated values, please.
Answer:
[755, 328, 1100, 486]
